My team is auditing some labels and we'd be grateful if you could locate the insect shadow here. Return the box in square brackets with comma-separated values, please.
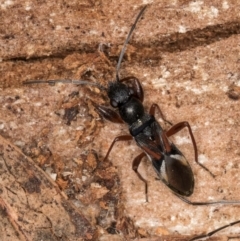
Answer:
[24, 5, 240, 241]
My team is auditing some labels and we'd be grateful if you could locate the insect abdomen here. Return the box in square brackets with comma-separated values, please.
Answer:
[152, 152, 194, 197]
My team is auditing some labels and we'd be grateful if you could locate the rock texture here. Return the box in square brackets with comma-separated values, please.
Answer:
[1, 0, 240, 240]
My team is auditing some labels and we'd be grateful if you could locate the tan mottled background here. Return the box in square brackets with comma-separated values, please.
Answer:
[1, 0, 240, 240]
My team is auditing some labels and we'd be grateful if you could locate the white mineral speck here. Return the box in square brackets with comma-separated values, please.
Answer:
[179, 25, 186, 33]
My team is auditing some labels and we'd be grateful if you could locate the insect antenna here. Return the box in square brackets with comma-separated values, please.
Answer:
[23, 79, 107, 91]
[116, 5, 147, 82]
[24, 6, 147, 88]
[189, 219, 240, 241]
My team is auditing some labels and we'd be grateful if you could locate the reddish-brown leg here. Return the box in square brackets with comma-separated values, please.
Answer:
[94, 104, 124, 124]
[151, 106, 240, 205]
[149, 103, 214, 177]
[149, 103, 173, 126]
[120, 76, 144, 102]
[166, 121, 215, 177]
[103, 135, 133, 161]
[132, 152, 148, 202]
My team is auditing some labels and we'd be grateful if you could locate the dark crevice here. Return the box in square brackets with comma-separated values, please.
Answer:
[2, 20, 240, 62]
[3, 44, 99, 62]
[141, 21, 240, 52]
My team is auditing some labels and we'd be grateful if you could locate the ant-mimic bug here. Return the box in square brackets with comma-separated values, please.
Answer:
[24, 5, 240, 241]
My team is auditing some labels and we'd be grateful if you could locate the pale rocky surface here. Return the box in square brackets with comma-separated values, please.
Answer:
[1, 0, 240, 240]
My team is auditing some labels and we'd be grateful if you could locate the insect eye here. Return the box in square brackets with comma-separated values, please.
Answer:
[110, 100, 118, 107]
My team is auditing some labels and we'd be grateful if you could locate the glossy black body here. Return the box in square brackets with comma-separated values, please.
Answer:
[102, 80, 195, 197]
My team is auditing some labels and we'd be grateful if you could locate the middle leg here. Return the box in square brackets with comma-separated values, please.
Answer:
[103, 135, 133, 161]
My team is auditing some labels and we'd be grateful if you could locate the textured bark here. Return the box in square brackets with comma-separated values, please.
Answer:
[1, 0, 240, 240]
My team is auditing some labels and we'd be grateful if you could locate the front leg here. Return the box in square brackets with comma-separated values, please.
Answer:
[120, 76, 144, 102]
[94, 104, 124, 124]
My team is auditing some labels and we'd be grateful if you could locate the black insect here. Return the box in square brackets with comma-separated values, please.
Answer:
[24, 6, 240, 241]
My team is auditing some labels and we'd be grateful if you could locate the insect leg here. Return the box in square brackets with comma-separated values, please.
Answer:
[149, 103, 173, 126]
[167, 122, 240, 205]
[103, 135, 133, 161]
[132, 152, 148, 201]
[94, 104, 124, 124]
[189, 219, 240, 241]
[166, 121, 215, 178]
[120, 76, 144, 102]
